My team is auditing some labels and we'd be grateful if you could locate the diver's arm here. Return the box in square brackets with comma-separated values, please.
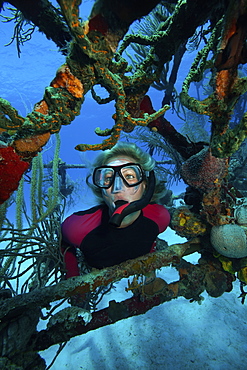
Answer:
[61, 243, 80, 278]
[60, 206, 103, 278]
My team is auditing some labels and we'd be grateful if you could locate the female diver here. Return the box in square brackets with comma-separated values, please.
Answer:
[61, 142, 170, 302]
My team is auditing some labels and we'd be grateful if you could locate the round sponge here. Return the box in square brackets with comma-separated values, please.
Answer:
[210, 224, 247, 258]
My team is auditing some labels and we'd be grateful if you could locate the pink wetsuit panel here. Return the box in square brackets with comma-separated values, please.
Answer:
[62, 208, 103, 247]
[142, 204, 170, 233]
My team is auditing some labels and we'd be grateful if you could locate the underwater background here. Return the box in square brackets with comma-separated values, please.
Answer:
[0, 1, 247, 369]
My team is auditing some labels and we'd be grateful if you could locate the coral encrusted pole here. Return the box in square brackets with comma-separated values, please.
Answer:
[0, 0, 161, 203]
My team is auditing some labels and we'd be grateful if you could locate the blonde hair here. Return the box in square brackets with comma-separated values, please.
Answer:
[87, 142, 165, 203]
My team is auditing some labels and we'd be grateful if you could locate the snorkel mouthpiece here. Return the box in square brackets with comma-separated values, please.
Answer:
[109, 200, 134, 227]
[109, 170, 156, 227]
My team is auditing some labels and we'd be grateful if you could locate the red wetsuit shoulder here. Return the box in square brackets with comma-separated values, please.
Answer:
[61, 205, 103, 247]
[142, 203, 170, 233]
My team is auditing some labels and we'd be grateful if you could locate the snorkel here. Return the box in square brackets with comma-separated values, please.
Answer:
[109, 170, 156, 227]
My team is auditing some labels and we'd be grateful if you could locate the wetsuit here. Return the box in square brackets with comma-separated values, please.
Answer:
[61, 203, 170, 278]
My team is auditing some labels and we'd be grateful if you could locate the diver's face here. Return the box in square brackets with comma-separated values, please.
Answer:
[102, 157, 146, 211]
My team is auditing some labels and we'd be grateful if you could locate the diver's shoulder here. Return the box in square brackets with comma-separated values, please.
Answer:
[142, 203, 170, 232]
[144, 203, 169, 213]
[62, 205, 104, 225]
[73, 204, 104, 216]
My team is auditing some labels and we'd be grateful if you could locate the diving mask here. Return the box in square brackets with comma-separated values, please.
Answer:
[92, 163, 145, 190]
